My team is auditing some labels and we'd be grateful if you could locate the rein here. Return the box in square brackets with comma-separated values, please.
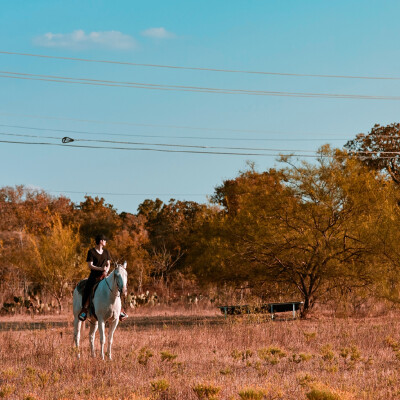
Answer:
[104, 271, 122, 296]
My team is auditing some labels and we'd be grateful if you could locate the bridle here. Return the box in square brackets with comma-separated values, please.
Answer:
[104, 268, 125, 296]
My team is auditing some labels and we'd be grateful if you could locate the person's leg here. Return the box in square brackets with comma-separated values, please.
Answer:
[79, 278, 95, 321]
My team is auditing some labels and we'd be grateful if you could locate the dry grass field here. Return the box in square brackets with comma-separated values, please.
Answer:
[1, 312, 400, 400]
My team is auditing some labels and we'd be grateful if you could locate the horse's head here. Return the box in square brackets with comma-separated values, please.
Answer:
[114, 261, 128, 296]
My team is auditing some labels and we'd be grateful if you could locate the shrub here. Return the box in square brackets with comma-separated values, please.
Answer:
[340, 345, 361, 361]
[192, 383, 221, 400]
[37, 371, 50, 389]
[306, 388, 341, 400]
[0, 385, 15, 398]
[320, 345, 335, 362]
[231, 349, 242, 360]
[231, 349, 253, 361]
[258, 347, 286, 364]
[298, 374, 316, 388]
[385, 336, 399, 351]
[138, 347, 154, 366]
[150, 378, 170, 392]
[238, 388, 267, 399]
[219, 367, 232, 375]
[160, 350, 178, 362]
[243, 349, 253, 360]
[1, 368, 17, 379]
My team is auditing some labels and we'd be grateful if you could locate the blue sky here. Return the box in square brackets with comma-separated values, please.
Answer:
[1, 1, 400, 213]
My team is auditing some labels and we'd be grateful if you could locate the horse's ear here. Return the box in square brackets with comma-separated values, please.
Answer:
[123, 261, 127, 269]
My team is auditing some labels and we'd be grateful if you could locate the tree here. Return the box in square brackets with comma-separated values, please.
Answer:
[137, 198, 164, 222]
[0, 186, 75, 290]
[360, 182, 400, 304]
[0, 185, 74, 234]
[23, 215, 85, 311]
[191, 147, 389, 316]
[345, 123, 400, 184]
[138, 198, 211, 278]
[108, 213, 151, 293]
[75, 196, 121, 245]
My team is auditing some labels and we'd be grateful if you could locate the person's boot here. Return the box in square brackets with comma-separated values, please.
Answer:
[78, 308, 88, 321]
[119, 311, 128, 321]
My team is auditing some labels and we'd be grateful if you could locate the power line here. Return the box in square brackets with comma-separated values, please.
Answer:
[0, 123, 347, 142]
[0, 113, 352, 139]
[0, 131, 324, 153]
[2, 70, 400, 100]
[3, 123, 398, 142]
[0, 72, 244, 95]
[1, 50, 399, 81]
[1, 137, 400, 158]
[0, 138, 319, 156]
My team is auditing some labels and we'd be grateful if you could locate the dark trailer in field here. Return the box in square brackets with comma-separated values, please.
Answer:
[219, 301, 303, 320]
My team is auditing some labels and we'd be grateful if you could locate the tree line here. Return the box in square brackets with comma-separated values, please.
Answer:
[2, 123, 400, 316]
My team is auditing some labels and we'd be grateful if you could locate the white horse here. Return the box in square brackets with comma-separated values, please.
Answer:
[73, 262, 128, 360]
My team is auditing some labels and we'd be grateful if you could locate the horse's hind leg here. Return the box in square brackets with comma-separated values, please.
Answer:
[89, 322, 98, 358]
[107, 320, 119, 360]
[73, 317, 82, 359]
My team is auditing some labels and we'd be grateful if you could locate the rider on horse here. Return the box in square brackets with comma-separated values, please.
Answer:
[78, 234, 128, 322]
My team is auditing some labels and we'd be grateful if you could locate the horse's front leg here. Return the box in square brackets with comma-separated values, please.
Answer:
[98, 320, 106, 360]
[107, 319, 119, 360]
[73, 317, 82, 359]
[89, 322, 98, 358]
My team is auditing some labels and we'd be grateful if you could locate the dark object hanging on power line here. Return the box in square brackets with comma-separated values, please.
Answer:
[62, 137, 74, 143]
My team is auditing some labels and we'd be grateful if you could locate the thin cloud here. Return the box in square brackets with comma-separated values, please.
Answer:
[33, 30, 138, 50]
[141, 27, 176, 39]
[25, 184, 44, 192]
